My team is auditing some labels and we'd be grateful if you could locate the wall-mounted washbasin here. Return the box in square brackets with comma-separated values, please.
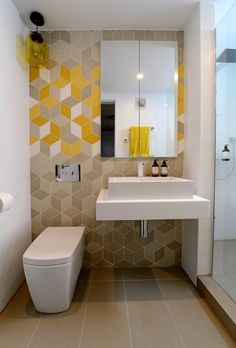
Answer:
[108, 176, 194, 200]
[96, 176, 210, 221]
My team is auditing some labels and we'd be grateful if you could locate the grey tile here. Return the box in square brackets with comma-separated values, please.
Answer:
[91, 268, 124, 281]
[87, 280, 125, 302]
[0, 283, 41, 348]
[159, 279, 236, 348]
[124, 268, 155, 281]
[29, 281, 89, 348]
[153, 267, 188, 280]
[80, 281, 131, 348]
[125, 280, 184, 348]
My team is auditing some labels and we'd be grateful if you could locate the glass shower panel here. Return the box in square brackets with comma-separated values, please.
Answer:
[213, 3, 236, 302]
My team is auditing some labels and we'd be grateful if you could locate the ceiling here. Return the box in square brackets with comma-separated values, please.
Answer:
[12, 0, 217, 31]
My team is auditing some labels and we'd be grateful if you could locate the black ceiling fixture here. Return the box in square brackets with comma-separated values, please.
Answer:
[29, 11, 45, 43]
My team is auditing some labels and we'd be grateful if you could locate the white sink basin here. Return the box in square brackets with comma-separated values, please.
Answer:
[108, 176, 194, 200]
[96, 176, 210, 221]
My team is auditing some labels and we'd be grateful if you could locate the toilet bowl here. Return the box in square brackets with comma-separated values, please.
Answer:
[23, 226, 85, 313]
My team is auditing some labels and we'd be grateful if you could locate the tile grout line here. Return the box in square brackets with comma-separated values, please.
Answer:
[77, 269, 93, 348]
[122, 270, 134, 348]
[154, 273, 187, 348]
[26, 314, 43, 348]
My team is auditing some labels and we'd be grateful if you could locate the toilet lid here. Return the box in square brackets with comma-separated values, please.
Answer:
[23, 227, 85, 266]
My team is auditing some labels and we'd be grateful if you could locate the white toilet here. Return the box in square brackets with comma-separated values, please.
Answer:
[23, 226, 85, 313]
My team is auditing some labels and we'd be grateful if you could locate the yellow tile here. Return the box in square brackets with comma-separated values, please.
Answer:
[41, 96, 59, 108]
[32, 115, 48, 127]
[42, 134, 59, 145]
[73, 76, 90, 89]
[71, 84, 82, 101]
[61, 103, 71, 119]
[71, 140, 81, 156]
[91, 84, 100, 99]
[73, 115, 90, 126]
[51, 122, 61, 138]
[92, 66, 100, 81]
[84, 96, 98, 108]
[61, 140, 72, 156]
[178, 83, 184, 100]
[61, 65, 71, 81]
[39, 85, 50, 101]
[30, 135, 38, 145]
[178, 132, 184, 141]
[30, 104, 40, 121]
[178, 64, 184, 80]
[93, 104, 100, 118]
[30, 67, 40, 82]
[71, 66, 82, 84]
[53, 77, 69, 89]
[178, 101, 184, 116]
[84, 133, 100, 144]
[82, 123, 92, 138]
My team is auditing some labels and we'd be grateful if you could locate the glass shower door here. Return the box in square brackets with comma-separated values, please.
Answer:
[213, 3, 236, 302]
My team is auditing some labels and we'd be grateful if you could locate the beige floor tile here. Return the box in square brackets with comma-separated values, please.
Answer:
[91, 268, 124, 281]
[29, 281, 89, 348]
[159, 279, 236, 348]
[125, 280, 184, 348]
[124, 268, 155, 281]
[80, 281, 131, 348]
[153, 267, 188, 280]
[0, 283, 41, 348]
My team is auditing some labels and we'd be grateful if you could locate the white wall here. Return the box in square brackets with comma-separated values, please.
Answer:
[183, 4, 201, 188]
[0, 0, 31, 311]
[183, 2, 215, 284]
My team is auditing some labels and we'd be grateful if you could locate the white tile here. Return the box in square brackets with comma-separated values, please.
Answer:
[71, 121, 81, 138]
[30, 141, 40, 158]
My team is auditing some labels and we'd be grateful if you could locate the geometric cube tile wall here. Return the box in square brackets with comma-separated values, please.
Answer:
[30, 30, 184, 268]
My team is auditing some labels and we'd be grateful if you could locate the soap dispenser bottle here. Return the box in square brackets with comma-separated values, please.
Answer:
[161, 160, 168, 177]
[222, 144, 230, 161]
[152, 159, 159, 177]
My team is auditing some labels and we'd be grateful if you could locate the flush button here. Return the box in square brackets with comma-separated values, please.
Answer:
[55, 164, 80, 182]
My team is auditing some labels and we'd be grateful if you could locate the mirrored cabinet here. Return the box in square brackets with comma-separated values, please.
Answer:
[101, 40, 178, 158]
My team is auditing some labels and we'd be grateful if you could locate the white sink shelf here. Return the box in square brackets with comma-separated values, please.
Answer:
[96, 176, 210, 221]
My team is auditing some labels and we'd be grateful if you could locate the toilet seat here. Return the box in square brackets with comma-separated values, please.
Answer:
[23, 226, 84, 266]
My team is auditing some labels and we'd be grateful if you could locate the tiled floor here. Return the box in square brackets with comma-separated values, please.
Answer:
[213, 240, 236, 302]
[0, 268, 235, 348]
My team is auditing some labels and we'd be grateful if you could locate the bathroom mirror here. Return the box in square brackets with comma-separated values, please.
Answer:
[101, 40, 178, 158]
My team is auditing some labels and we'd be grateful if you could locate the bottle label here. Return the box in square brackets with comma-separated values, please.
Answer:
[222, 152, 230, 160]
[161, 167, 168, 176]
[152, 167, 159, 175]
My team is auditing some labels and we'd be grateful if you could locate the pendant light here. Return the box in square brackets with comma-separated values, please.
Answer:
[26, 11, 48, 68]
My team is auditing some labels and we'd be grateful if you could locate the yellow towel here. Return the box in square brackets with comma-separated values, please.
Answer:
[129, 126, 150, 157]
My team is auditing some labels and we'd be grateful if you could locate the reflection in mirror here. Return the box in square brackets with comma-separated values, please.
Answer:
[101, 40, 178, 158]
[139, 41, 177, 157]
[101, 102, 115, 157]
